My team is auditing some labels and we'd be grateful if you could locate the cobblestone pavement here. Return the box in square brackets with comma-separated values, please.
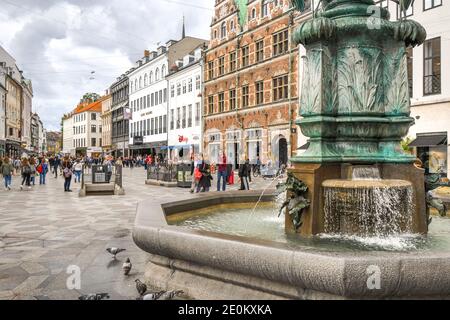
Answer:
[0, 167, 275, 300]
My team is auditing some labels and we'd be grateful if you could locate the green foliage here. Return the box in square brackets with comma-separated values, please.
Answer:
[80, 93, 101, 104]
[401, 137, 413, 153]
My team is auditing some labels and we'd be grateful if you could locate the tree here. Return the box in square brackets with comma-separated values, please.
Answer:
[80, 93, 101, 104]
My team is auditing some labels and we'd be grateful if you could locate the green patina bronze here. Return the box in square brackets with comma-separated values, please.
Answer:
[234, 0, 248, 27]
[291, 0, 426, 164]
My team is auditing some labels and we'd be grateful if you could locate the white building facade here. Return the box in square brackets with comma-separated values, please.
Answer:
[128, 36, 207, 159]
[72, 108, 103, 158]
[166, 46, 205, 161]
[376, 0, 449, 177]
[0, 62, 6, 157]
[129, 48, 169, 157]
[62, 115, 74, 156]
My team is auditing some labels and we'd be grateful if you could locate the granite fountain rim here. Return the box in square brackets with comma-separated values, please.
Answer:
[133, 190, 450, 299]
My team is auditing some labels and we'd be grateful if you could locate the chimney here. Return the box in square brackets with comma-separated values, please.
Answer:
[144, 50, 150, 62]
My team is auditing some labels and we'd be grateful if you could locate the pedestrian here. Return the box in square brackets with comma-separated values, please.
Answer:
[29, 157, 37, 186]
[73, 159, 83, 183]
[1, 156, 14, 191]
[20, 158, 32, 190]
[54, 156, 61, 178]
[62, 157, 73, 192]
[238, 158, 250, 191]
[227, 163, 234, 185]
[190, 154, 199, 193]
[217, 152, 228, 192]
[37, 157, 49, 185]
[196, 154, 212, 193]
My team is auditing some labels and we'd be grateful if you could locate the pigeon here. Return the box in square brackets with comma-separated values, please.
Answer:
[158, 290, 184, 300]
[122, 258, 132, 276]
[78, 293, 110, 301]
[135, 279, 147, 296]
[136, 291, 166, 301]
[106, 247, 126, 259]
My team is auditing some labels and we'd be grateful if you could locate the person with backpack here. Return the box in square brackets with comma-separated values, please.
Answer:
[37, 158, 49, 185]
[73, 159, 83, 183]
[20, 158, 32, 190]
[1, 156, 14, 191]
[196, 154, 212, 193]
[62, 157, 73, 192]
[29, 157, 37, 186]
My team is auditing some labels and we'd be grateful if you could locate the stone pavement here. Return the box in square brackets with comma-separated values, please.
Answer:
[0, 167, 273, 300]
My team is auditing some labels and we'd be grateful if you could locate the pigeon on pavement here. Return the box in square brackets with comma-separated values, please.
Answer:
[135, 279, 147, 296]
[136, 291, 166, 300]
[122, 258, 132, 276]
[78, 293, 110, 300]
[158, 290, 184, 300]
[106, 247, 126, 259]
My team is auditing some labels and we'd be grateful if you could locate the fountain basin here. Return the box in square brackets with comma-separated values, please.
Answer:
[133, 191, 450, 300]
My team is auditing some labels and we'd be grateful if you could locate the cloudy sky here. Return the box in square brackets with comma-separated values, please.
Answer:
[0, 0, 214, 131]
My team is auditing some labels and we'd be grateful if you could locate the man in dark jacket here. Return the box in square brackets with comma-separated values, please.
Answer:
[217, 152, 228, 192]
[238, 158, 250, 191]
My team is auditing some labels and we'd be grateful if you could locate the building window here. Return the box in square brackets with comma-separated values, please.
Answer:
[208, 61, 214, 80]
[208, 96, 214, 114]
[397, 2, 413, 19]
[183, 81, 187, 94]
[188, 78, 193, 92]
[256, 40, 264, 63]
[251, 8, 256, 19]
[147, 119, 150, 135]
[424, 0, 442, 10]
[159, 116, 163, 134]
[273, 29, 289, 56]
[423, 37, 441, 95]
[147, 95, 150, 108]
[171, 85, 175, 98]
[221, 22, 227, 39]
[242, 85, 249, 108]
[91, 113, 97, 120]
[170, 109, 174, 130]
[407, 47, 413, 98]
[262, 0, 269, 17]
[241, 46, 249, 67]
[151, 118, 154, 135]
[229, 89, 236, 110]
[164, 88, 167, 102]
[196, 75, 201, 90]
[195, 102, 201, 126]
[155, 68, 160, 81]
[256, 81, 264, 105]
[177, 107, 181, 129]
[273, 74, 289, 101]
[230, 52, 237, 72]
[182, 106, 187, 128]
[163, 115, 167, 133]
[91, 138, 96, 147]
[219, 56, 225, 76]
[218, 92, 225, 112]
[188, 104, 193, 127]
[91, 125, 97, 133]
[177, 83, 181, 96]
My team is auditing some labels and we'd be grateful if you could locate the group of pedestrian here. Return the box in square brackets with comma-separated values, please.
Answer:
[188, 152, 253, 194]
[0, 155, 50, 191]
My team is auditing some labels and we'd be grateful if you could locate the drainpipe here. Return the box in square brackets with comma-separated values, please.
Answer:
[288, 10, 295, 158]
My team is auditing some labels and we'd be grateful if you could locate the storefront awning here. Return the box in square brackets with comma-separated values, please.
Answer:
[409, 134, 447, 148]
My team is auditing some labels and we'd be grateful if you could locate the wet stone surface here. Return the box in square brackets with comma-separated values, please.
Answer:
[0, 167, 271, 300]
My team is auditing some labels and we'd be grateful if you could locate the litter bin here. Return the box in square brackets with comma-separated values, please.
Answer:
[92, 165, 107, 184]
[177, 163, 192, 188]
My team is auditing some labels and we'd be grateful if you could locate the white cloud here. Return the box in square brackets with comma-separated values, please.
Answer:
[0, 0, 213, 131]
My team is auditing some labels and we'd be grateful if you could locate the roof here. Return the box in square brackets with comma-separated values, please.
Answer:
[73, 99, 102, 114]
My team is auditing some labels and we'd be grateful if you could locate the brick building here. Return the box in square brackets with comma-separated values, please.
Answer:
[203, 0, 305, 168]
